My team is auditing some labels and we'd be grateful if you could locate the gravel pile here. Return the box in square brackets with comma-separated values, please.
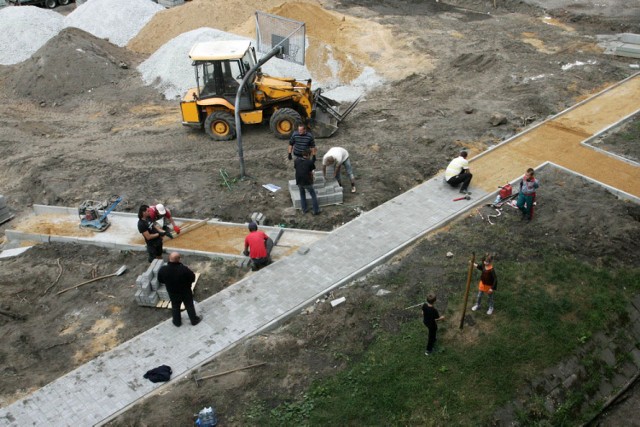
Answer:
[0, 6, 64, 65]
[65, 0, 164, 47]
[138, 27, 312, 100]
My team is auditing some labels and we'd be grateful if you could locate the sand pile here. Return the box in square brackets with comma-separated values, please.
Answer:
[65, 0, 164, 47]
[6, 27, 138, 103]
[127, 0, 302, 54]
[265, 2, 432, 86]
[0, 6, 64, 65]
[130, 1, 430, 96]
[138, 27, 311, 100]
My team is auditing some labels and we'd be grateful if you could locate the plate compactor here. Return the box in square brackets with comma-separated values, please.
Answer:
[78, 195, 122, 232]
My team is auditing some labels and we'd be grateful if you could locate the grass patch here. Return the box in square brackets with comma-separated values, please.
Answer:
[246, 255, 640, 425]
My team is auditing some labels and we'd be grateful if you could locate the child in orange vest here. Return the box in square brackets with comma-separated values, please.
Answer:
[471, 254, 497, 315]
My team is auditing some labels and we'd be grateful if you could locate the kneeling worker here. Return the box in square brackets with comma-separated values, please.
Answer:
[445, 150, 473, 194]
[243, 222, 273, 271]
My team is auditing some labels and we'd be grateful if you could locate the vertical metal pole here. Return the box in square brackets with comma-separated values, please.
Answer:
[459, 252, 476, 330]
[234, 45, 283, 178]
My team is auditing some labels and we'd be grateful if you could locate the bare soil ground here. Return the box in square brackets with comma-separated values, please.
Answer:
[589, 112, 640, 163]
[0, 0, 639, 423]
[106, 168, 640, 426]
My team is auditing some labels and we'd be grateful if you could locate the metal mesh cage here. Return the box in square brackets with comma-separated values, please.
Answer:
[255, 11, 306, 65]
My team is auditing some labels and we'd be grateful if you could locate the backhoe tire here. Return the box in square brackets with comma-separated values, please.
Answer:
[205, 111, 236, 141]
[45, 0, 57, 8]
[59, 0, 70, 5]
[270, 108, 302, 140]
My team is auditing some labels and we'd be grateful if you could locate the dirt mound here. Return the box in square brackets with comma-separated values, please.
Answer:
[129, 0, 431, 86]
[126, 0, 296, 54]
[243, 2, 434, 85]
[5, 27, 140, 104]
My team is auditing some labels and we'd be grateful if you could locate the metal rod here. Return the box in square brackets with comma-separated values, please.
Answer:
[459, 252, 475, 330]
[235, 45, 284, 178]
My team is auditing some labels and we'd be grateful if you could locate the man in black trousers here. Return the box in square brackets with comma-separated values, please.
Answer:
[158, 252, 201, 327]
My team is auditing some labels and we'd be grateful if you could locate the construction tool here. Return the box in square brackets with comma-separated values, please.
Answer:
[453, 195, 471, 201]
[193, 362, 266, 387]
[56, 265, 127, 295]
[404, 302, 424, 310]
[169, 218, 209, 240]
[459, 252, 476, 330]
[78, 195, 122, 232]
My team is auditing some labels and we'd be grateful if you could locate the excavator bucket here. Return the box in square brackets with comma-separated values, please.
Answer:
[311, 90, 362, 138]
[311, 108, 339, 138]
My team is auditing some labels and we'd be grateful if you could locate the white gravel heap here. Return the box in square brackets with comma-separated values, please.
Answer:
[0, 6, 64, 65]
[138, 27, 313, 100]
[65, 0, 164, 47]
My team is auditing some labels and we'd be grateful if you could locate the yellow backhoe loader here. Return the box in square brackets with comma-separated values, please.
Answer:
[180, 40, 359, 141]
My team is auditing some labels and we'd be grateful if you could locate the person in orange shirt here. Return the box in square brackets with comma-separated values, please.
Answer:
[471, 254, 497, 315]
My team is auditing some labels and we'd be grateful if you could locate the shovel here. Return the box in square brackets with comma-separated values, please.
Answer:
[56, 265, 127, 295]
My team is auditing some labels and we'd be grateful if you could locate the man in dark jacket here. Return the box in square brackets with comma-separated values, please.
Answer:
[288, 123, 316, 161]
[158, 252, 201, 327]
[294, 150, 320, 215]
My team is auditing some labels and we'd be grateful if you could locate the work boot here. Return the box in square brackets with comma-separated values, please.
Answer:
[191, 316, 202, 326]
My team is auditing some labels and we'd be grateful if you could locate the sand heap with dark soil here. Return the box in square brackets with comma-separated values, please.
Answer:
[5, 27, 140, 104]
[129, 0, 431, 86]
[126, 0, 306, 55]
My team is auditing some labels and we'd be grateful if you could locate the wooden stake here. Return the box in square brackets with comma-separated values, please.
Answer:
[459, 252, 476, 330]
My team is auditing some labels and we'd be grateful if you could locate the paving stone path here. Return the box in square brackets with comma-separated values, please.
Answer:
[1, 74, 639, 426]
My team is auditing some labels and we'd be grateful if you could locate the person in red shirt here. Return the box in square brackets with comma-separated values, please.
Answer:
[243, 222, 272, 271]
[147, 204, 181, 238]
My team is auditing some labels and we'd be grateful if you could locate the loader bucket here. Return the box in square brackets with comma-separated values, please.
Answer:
[311, 108, 339, 138]
[311, 90, 362, 138]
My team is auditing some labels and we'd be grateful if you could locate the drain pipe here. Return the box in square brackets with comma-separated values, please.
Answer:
[234, 45, 283, 178]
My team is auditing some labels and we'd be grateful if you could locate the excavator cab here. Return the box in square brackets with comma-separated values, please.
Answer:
[194, 43, 255, 109]
[180, 40, 260, 140]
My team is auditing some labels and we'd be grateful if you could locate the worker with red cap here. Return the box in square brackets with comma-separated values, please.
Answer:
[148, 204, 181, 239]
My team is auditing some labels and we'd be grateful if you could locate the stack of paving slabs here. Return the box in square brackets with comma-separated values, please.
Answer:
[288, 168, 344, 210]
[0, 195, 14, 225]
[134, 258, 165, 307]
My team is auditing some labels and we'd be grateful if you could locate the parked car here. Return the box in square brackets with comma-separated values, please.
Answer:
[7, 0, 75, 8]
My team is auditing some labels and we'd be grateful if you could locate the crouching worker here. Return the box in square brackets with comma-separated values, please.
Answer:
[243, 222, 273, 271]
[148, 203, 181, 238]
[445, 150, 473, 194]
